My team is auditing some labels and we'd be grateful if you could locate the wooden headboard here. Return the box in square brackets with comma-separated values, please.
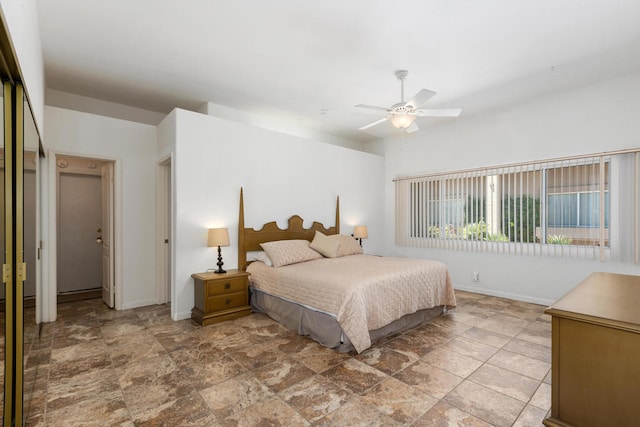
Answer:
[238, 188, 340, 271]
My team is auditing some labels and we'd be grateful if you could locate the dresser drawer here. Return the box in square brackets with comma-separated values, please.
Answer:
[208, 291, 247, 311]
[206, 276, 246, 296]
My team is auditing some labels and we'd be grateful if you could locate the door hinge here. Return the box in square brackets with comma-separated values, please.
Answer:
[2, 264, 10, 283]
[17, 263, 26, 281]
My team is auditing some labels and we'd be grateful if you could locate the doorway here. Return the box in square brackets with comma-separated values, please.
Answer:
[56, 156, 114, 306]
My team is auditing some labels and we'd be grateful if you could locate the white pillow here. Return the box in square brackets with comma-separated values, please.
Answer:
[252, 251, 273, 267]
[259, 239, 323, 267]
[329, 234, 364, 257]
[310, 231, 341, 258]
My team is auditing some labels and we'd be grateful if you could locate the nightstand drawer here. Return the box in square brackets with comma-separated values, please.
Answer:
[208, 291, 247, 311]
[206, 277, 246, 296]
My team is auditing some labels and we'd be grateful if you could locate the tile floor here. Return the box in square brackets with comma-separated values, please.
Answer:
[20, 291, 552, 426]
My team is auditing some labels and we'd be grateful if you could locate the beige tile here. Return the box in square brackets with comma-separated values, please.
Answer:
[356, 346, 418, 375]
[224, 395, 310, 426]
[477, 316, 528, 337]
[413, 401, 493, 426]
[278, 374, 351, 423]
[99, 315, 147, 338]
[22, 292, 556, 427]
[500, 305, 543, 321]
[133, 390, 218, 426]
[154, 329, 208, 353]
[52, 321, 103, 349]
[394, 360, 463, 399]
[46, 367, 120, 412]
[503, 338, 551, 363]
[298, 346, 349, 373]
[45, 394, 133, 427]
[513, 404, 548, 427]
[516, 327, 551, 346]
[488, 349, 551, 381]
[227, 341, 288, 370]
[116, 354, 193, 420]
[361, 377, 438, 424]
[253, 358, 316, 393]
[313, 396, 401, 427]
[460, 327, 512, 348]
[171, 347, 246, 390]
[429, 316, 474, 335]
[527, 319, 552, 332]
[441, 337, 499, 362]
[321, 358, 387, 394]
[445, 380, 526, 427]
[469, 364, 540, 402]
[421, 347, 483, 378]
[272, 333, 325, 356]
[50, 340, 109, 364]
[446, 311, 489, 326]
[199, 373, 274, 419]
[105, 331, 168, 367]
[530, 382, 552, 411]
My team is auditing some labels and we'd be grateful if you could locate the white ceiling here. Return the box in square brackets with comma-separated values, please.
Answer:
[36, 0, 640, 143]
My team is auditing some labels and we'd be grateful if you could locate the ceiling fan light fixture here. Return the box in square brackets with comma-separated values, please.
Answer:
[389, 114, 416, 129]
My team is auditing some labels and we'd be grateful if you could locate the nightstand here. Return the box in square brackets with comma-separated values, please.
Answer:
[191, 269, 251, 325]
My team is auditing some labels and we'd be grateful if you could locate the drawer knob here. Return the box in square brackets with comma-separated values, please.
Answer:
[224, 282, 231, 290]
[225, 299, 231, 305]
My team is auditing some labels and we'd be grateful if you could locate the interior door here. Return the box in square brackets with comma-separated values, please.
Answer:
[101, 163, 114, 308]
[57, 172, 102, 294]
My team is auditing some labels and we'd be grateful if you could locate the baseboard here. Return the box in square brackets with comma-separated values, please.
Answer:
[121, 298, 159, 310]
[454, 284, 554, 307]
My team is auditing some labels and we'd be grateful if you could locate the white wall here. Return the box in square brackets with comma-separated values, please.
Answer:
[43, 106, 158, 316]
[0, 0, 45, 134]
[385, 72, 640, 305]
[169, 109, 385, 320]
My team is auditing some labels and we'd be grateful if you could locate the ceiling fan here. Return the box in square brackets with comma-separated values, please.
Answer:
[355, 70, 461, 133]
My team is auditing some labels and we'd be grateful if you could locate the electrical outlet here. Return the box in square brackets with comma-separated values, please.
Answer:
[472, 272, 479, 282]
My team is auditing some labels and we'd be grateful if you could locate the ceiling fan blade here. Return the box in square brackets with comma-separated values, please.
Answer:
[354, 104, 390, 112]
[358, 117, 388, 131]
[405, 122, 419, 133]
[415, 108, 462, 118]
[404, 89, 436, 108]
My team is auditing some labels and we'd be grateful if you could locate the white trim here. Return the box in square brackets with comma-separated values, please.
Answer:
[156, 154, 172, 305]
[45, 151, 57, 322]
[453, 283, 554, 307]
[45, 149, 122, 318]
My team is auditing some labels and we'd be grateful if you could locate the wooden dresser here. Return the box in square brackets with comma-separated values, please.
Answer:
[191, 270, 251, 325]
[543, 272, 640, 427]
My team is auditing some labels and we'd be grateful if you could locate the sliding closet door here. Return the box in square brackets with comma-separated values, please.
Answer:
[2, 81, 25, 426]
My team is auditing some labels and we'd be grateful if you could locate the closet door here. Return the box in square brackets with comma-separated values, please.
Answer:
[2, 81, 25, 426]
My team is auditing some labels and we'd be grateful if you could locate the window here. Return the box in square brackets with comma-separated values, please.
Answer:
[395, 150, 640, 262]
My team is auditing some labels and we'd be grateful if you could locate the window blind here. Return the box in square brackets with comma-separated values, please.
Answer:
[395, 150, 640, 262]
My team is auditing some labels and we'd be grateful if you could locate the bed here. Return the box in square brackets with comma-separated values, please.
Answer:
[238, 188, 456, 353]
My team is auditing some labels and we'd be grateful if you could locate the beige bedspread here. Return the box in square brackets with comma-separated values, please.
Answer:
[247, 254, 456, 353]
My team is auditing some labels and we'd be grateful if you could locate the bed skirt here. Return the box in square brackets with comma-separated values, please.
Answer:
[250, 287, 446, 353]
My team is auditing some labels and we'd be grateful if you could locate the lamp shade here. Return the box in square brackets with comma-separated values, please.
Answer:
[208, 228, 230, 247]
[389, 114, 416, 129]
[353, 225, 368, 239]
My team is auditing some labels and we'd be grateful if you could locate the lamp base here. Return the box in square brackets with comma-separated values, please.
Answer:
[215, 246, 226, 274]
